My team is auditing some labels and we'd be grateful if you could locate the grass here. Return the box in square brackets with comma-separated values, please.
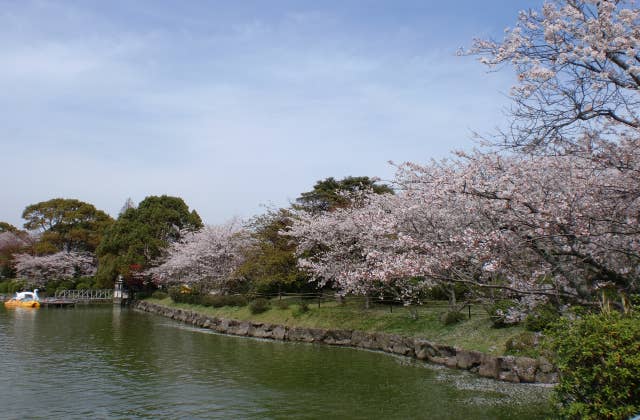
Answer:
[145, 297, 526, 355]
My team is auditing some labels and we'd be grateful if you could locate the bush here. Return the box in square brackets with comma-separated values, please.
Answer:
[75, 276, 95, 288]
[487, 299, 519, 328]
[274, 299, 290, 310]
[442, 311, 465, 325]
[8, 280, 26, 294]
[168, 286, 202, 305]
[249, 298, 270, 314]
[548, 311, 640, 419]
[76, 282, 92, 290]
[200, 294, 223, 307]
[0, 280, 8, 294]
[504, 331, 543, 358]
[151, 290, 169, 300]
[524, 303, 560, 332]
[225, 295, 248, 307]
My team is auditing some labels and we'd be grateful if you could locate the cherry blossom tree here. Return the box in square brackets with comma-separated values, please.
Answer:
[287, 189, 450, 314]
[288, 149, 639, 314]
[467, 0, 639, 152]
[147, 219, 254, 293]
[14, 251, 97, 285]
[0, 231, 32, 279]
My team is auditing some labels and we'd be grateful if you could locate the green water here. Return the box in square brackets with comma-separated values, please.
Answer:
[0, 306, 552, 419]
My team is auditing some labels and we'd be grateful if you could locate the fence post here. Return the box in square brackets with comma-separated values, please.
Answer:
[468, 304, 471, 319]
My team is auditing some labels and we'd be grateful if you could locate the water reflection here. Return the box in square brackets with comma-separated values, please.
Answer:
[0, 306, 552, 419]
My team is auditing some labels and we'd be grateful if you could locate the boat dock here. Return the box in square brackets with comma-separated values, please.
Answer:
[3, 288, 128, 308]
[40, 298, 77, 308]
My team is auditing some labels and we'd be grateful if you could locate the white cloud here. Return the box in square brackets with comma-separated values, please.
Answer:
[0, 1, 516, 227]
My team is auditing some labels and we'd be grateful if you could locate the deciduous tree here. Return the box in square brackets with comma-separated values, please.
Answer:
[147, 219, 252, 293]
[467, 0, 639, 153]
[14, 251, 96, 285]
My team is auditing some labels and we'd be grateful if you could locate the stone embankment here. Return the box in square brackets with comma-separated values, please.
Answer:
[135, 300, 558, 384]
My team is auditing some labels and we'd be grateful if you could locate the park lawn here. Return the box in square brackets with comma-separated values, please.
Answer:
[145, 297, 525, 355]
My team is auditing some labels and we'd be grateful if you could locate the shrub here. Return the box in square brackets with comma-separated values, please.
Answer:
[225, 295, 248, 307]
[504, 331, 543, 358]
[8, 280, 26, 294]
[548, 311, 640, 419]
[55, 280, 75, 292]
[209, 294, 247, 307]
[442, 311, 465, 325]
[75, 276, 96, 288]
[168, 286, 202, 305]
[249, 298, 270, 314]
[200, 294, 223, 307]
[274, 299, 290, 310]
[487, 299, 519, 328]
[151, 290, 169, 300]
[524, 303, 560, 332]
[0, 280, 8, 294]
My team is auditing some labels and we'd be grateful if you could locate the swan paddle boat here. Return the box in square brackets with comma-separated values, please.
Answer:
[4, 289, 40, 309]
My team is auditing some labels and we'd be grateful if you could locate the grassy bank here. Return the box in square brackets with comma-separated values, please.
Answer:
[145, 297, 526, 355]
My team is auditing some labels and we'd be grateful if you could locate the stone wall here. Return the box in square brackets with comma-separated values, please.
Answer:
[135, 300, 558, 384]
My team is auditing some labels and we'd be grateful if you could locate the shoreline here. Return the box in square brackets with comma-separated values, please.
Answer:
[135, 300, 558, 384]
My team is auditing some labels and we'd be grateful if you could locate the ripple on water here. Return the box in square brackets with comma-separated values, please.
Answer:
[0, 306, 552, 419]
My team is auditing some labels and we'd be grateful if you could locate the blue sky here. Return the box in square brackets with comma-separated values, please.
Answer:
[0, 0, 541, 226]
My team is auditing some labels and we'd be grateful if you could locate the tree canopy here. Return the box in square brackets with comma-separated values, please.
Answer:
[0, 222, 18, 233]
[468, 0, 639, 152]
[237, 209, 310, 294]
[22, 198, 113, 254]
[96, 195, 202, 288]
[294, 176, 393, 213]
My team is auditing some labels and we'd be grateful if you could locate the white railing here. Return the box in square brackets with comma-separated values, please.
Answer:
[54, 289, 114, 301]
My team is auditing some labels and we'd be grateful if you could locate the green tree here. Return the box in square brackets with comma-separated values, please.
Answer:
[237, 209, 310, 294]
[294, 176, 393, 213]
[95, 195, 202, 288]
[0, 222, 18, 233]
[22, 198, 113, 254]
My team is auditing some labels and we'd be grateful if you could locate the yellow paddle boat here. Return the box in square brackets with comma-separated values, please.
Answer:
[4, 289, 40, 309]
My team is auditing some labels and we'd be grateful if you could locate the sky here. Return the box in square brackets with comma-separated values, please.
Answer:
[0, 0, 541, 227]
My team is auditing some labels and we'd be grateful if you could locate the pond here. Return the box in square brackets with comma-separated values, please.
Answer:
[0, 306, 552, 419]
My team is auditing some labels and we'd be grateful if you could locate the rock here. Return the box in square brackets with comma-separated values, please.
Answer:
[478, 354, 500, 379]
[535, 371, 559, 384]
[386, 335, 414, 356]
[374, 333, 392, 351]
[435, 344, 456, 358]
[134, 302, 560, 385]
[272, 325, 287, 340]
[351, 331, 376, 349]
[445, 357, 458, 368]
[515, 357, 538, 383]
[235, 321, 251, 336]
[456, 350, 483, 370]
[414, 339, 436, 360]
[428, 356, 448, 365]
[538, 357, 554, 374]
[498, 356, 516, 371]
[499, 371, 521, 383]
[323, 330, 352, 346]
